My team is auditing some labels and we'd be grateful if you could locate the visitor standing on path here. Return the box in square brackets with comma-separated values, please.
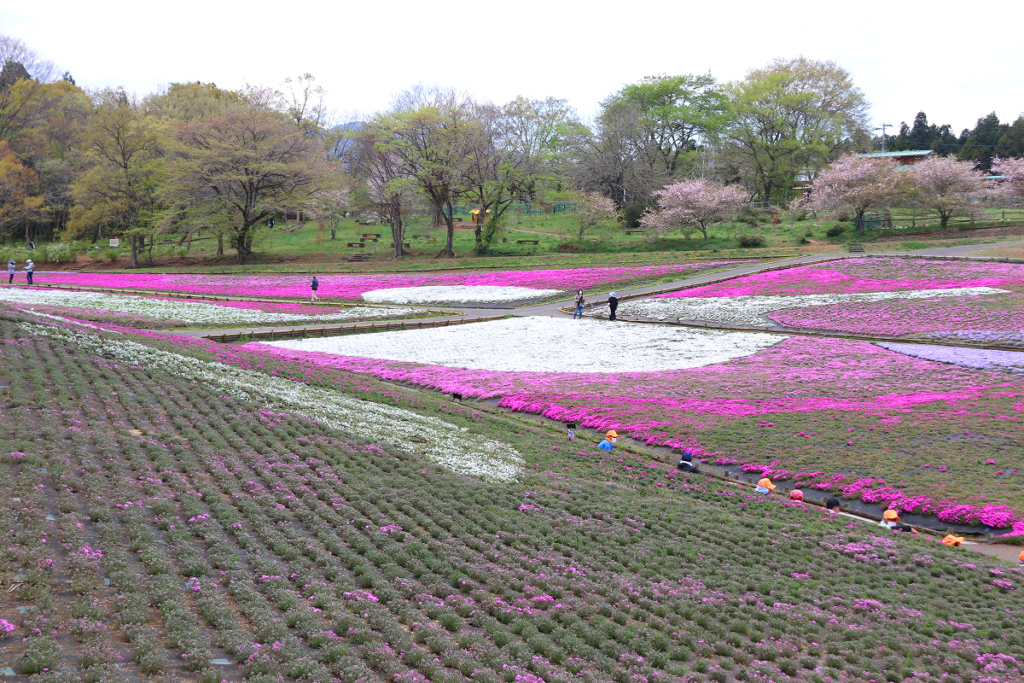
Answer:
[572, 289, 585, 319]
[608, 292, 618, 320]
[7, 259, 15, 284]
[310, 275, 319, 302]
[24, 259, 33, 285]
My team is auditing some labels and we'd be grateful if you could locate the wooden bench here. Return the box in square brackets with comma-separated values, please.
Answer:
[361, 233, 381, 238]
[847, 243, 865, 253]
[348, 253, 371, 262]
[516, 239, 539, 245]
[391, 242, 412, 249]
[346, 242, 364, 248]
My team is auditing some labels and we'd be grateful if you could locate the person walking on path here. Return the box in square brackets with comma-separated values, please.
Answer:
[7, 259, 15, 284]
[572, 289, 585, 319]
[24, 259, 34, 285]
[310, 275, 320, 302]
[608, 292, 618, 321]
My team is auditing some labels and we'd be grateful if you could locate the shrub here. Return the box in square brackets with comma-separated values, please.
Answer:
[825, 225, 846, 237]
[737, 235, 766, 248]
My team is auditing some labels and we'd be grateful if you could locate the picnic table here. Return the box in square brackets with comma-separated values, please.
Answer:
[516, 239, 539, 245]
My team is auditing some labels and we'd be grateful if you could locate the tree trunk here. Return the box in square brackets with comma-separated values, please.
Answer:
[217, 232, 223, 256]
[146, 235, 154, 266]
[430, 206, 442, 227]
[391, 213, 404, 259]
[940, 212, 950, 229]
[438, 201, 455, 258]
[129, 235, 139, 268]
[330, 229, 336, 240]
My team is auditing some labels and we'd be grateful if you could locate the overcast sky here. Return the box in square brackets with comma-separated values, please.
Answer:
[3, 0, 1022, 134]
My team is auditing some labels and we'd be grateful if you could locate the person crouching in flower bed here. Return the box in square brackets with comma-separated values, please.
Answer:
[755, 477, 776, 495]
[825, 496, 842, 513]
[879, 509, 917, 535]
[789, 489, 804, 502]
[598, 430, 619, 450]
[677, 450, 699, 473]
[1019, 550, 1024, 567]
[942, 534, 965, 547]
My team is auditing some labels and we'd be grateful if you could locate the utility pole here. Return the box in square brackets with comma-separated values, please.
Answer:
[873, 123, 892, 151]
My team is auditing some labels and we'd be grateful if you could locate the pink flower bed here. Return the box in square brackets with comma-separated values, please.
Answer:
[238, 335, 1024, 531]
[769, 291, 1024, 341]
[36, 261, 751, 300]
[659, 257, 1024, 299]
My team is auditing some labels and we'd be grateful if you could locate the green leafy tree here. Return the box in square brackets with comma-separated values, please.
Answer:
[958, 112, 1006, 172]
[601, 73, 725, 182]
[68, 90, 164, 267]
[719, 57, 870, 203]
[164, 89, 338, 263]
[377, 87, 476, 258]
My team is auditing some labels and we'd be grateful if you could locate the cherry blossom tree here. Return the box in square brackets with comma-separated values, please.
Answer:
[804, 154, 905, 230]
[907, 156, 991, 229]
[569, 191, 617, 240]
[641, 178, 745, 240]
[991, 157, 1024, 204]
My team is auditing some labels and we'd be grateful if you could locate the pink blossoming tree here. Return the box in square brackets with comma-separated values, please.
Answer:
[641, 178, 746, 240]
[570, 191, 617, 241]
[907, 156, 991, 229]
[991, 156, 1024, 203]
[804, 154, 904, 230]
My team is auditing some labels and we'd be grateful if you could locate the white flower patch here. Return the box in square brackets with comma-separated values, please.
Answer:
[619, 287, 1009, 328]
[22, 322, 523, 482]
[264, 316, 785, 373]
[362, 285, 561, 305]
[0, 288, 417, 326]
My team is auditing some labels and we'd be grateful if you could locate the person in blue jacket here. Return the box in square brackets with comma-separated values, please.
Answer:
[598, 430, 619, 450]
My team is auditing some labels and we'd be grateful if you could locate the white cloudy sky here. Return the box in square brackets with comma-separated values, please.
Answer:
[3, 0, 1022, 133]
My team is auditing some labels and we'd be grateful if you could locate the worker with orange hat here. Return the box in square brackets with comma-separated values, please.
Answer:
[1019, 549, 1024, 567]
[942, 534, 965, 547]
[597, 430, 619, 451]
[755, 477, 776, 495]
[879, 509, 916, 534]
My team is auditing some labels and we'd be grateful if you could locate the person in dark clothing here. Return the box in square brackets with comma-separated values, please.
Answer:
[677, 451, 698, 473]
[310, 276, 320, 302]
[24, 259, 33, 285]
[7, 259, 15, 284]
[608, 292, 618, 320]
[825, 497, 841, 513]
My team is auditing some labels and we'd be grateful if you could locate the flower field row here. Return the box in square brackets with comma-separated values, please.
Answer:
[2, 315, 1023, 682]
[0, 287, 420, 328]
[619, 287, 1005, 329]
[245, 323, 1024, 531]
[648, 257, 1024, 345]
[30, 260, 751, 300]
[664, 257, 1024, 299]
